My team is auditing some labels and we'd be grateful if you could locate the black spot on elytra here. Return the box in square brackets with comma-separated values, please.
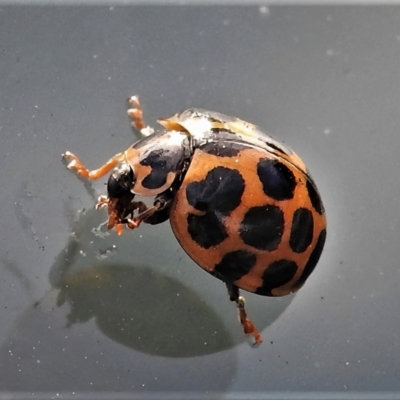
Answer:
[257, 159, 296, 201]
[289, 208, 314, 253]
[185, 167, 245, 248]
[256, 259, 298, 297]
[213, 250, 257, 283]
[186, 167, 245, 216]
[201, 141, 241, 157]
[187, 213, 228, 249]
[294, 229, 326, 289]
[306, 178, 324, 214]
[239, 205, 284, 251]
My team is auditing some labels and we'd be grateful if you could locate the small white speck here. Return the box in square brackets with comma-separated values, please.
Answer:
[109, 6, 114, 10]
[326, 15, 333, 22]
[36, 359, 40, 364]
[223, 19, 230, 26]
[259, 6, 270, 15]
[108, 76, 111, 80]
[200, 66, 206, 72]
[324, 128, 331, 135]
[93, 54, 98, 59]
[326, 49, 334, 56]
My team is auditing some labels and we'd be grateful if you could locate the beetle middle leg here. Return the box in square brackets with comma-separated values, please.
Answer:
[127, 95, 154, 137]
[226, 282, 263, 347]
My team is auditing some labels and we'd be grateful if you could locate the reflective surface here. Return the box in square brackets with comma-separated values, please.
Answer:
[1, 5, 400, 398]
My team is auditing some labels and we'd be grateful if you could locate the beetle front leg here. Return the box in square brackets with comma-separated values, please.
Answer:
[63, 151, 125, 180]
[127, 95, 154, 137]
[125, 203, 161, 230]
[126, 194, 173, 229]
[226, 282, 263, 347]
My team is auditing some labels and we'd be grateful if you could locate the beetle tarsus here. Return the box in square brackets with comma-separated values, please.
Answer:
[226, 283, 263, 346]
[127, 95, 154, 137]
[63, 151, 90, 177]
[237, 296, 263, 347]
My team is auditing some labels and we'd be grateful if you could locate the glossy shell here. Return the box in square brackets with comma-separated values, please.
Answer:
[163, 109, 327, 297]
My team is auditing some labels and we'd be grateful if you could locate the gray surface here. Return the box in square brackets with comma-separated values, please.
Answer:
[0, 5, 399, 399]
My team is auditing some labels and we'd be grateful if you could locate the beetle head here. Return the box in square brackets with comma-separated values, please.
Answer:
[107, 163, 135, 199]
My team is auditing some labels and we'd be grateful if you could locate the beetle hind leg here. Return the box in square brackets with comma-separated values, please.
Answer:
[226, 282, 263, 347]
[127, 95, 154, 137]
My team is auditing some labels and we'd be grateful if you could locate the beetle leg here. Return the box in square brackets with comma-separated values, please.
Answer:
[125, 200, 163, 230]
[125, 192, 176, 229]
[63, 151, 125, 179]
[226, 282, 263, 347]
[114, 200, 148, 235]
[127, 95, 154, 137]
[142, 188, 176, 225]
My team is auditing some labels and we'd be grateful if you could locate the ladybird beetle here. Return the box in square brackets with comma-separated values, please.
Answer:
[63, 96, 327, 346]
